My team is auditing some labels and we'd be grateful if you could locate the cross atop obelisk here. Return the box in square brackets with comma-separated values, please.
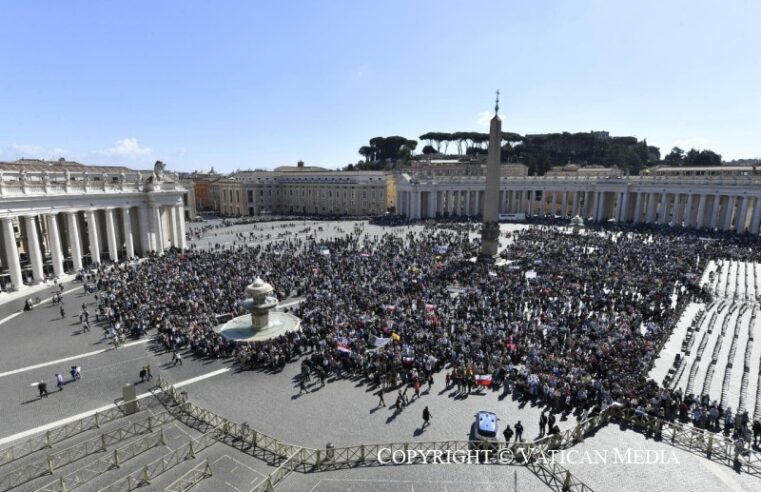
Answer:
[479, 90, 502, 259]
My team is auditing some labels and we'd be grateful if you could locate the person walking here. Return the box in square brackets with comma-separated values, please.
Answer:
[539, 412, 548, 437]
[38, 380, 48, 398]
[514, 421, 524, 442]
[298, 376, 308, 394]
[422, 406, 432, 427]
[55, 373, 64, 391]
[171, 351, 182, 366]
[144, 365, 153, 381]
[376, 389, 386, 407]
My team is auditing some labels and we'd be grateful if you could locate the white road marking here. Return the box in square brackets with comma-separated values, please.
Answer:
[0, 285, 83, 326]
[0, 338, 151, 378]
[0, 367, 230, 446]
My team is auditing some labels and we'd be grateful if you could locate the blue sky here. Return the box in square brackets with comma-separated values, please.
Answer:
[1, 0, 759, 172]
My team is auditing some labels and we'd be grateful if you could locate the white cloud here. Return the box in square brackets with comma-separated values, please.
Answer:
[671, 137, 711, 151]
[96, 138, 153, 158]
[5, 143, 70, 160]
[476, 111, 506, 128]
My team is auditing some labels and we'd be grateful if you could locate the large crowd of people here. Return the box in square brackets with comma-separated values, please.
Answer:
[82, 219, 761, 446]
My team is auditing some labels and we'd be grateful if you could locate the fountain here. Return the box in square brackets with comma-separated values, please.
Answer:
[571, 214, 585, 235]
[215, 277, 301, 343]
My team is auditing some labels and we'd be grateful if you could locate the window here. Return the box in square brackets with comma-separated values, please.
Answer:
[247, 190, 253, 202]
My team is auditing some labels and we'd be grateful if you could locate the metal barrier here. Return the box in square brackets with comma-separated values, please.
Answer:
[154, 378, 599, 491]
[97, 433, 218, 492]
[0, 406, 132, 467]
[250, 448, 303, 492]
[0, 413, 172, 492]
[613, 408, 761, 475]
[162, 459, 213, 492]
[35, 431, 165, 492]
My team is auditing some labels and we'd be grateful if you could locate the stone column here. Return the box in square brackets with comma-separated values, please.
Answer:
[561, 191, 568, 217]
[24, 215, 44, 283]
[122, 208, 135, 259]
[722, 196, 736, 231]
[66, 212, 83, 271]
[632, 192, 643, 224]
[619, 191, 630, 222]
[669, 194, 680, 227]
[736, 196, 750, 233]
[105, 208, 119, 261]
[612, 192, 622, 222]
[572, 191, 580, 216]
[645, 193, 656, 223]
[464, 190, 470, 216]
[152, 205, 165, 253]
[541, 191, 547, 216]
[138, 206, 151, 253]
[696, 194, 707, 229]
[86, 210, 101, 265]
[46, 213, 64, 277]
[594, 192, 603, 221]
[683, 194, 694, 227]
[583, 191, 592, 218]
[1, 218, 23, 290]
[749, 197, 761, 235]
[658, 194, 670, 225]
[169, 205, 179, 247]
[710, 194, 722, 229]
[176, 204, 187, 250]
[528, 190, 536, 217]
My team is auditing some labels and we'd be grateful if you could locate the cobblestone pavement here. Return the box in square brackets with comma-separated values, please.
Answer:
[1, 219, 758, 491]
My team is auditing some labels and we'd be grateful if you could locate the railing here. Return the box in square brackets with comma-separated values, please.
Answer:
[97, 433, 218, 492]
[613, 408, 761, 476]
[0, 406, 133, 467]
[250, 448, 303, 492]
[155, 378, 599, 491]
[35, 431, 165, 492]
[162, 459, 212, 492]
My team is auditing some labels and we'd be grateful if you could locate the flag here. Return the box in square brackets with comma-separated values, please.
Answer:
[336, 338, 351, 354]
[475, 375, 493, 387]
[373, 336, 391, 348]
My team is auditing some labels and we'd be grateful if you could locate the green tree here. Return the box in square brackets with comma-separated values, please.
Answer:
[664, 147, 685, 164]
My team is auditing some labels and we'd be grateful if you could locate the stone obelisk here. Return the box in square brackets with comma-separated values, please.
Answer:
[479, 90, 502, 259]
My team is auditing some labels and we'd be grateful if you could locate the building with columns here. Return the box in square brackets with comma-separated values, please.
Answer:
[0, 159, 188, 292]
[395, 172, 761, 235]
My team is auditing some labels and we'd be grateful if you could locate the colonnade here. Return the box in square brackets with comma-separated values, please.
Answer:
[0, 203, 186, 291]
[396, 179, 761, 236]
